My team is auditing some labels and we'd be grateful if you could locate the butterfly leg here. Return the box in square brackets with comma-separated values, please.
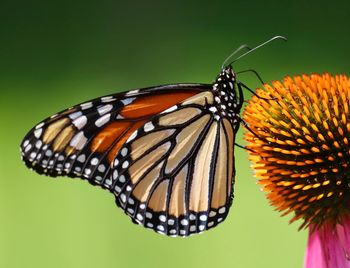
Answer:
[236, 79, 244, 106]
[236, 69, 265, 84]
[237, 115, 261, 139]
[234, 142, 256, 153]
[234, 112, 258, 153]
[237, 81, 275, 101]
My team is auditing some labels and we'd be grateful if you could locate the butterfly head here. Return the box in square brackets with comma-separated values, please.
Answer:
[221, 65, 236, 79]
[212, 65, 241, 122]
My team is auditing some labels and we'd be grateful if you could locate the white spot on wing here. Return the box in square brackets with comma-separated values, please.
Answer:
[218, 207, 226, 214]
[90, 158, 99, 165]
[122, 161, 129, 169]
[72, 116, 87, 129]
[70, 131, 87, 150]
[120, 194, 126, 203]
[126, 131, 137, 142]
[199, 215, 207, 221]
[75, 167, 81, 172]
[181, 219, 189, 226]
[209, 107, 217, 113]
[97, 104, 113, 115]
[69, 111, 83, 120]
[98, 164, 106, 172]
[95, 113, 111, 127]
[161, 105, 177, 114]
[35, 122, 44, 129]
[121, 147, 128, 156]
[144, 122, 154, 132]
[35, 140, 42, 149]
[125, 90, 139, 97]
[101, 96, 116, 102]
[77, 154, 86, 162]
[121, 97, 136, 105]
[34, 128, 42, 138]
[80, 102, 93, 110]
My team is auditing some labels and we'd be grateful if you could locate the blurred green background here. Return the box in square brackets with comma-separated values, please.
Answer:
[1, 0, 349, 267]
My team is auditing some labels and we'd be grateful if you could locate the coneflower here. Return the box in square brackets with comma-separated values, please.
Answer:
[243, 73, 350, 268]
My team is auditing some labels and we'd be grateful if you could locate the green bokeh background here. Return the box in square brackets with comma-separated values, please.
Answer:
[1, 1, 349, 267]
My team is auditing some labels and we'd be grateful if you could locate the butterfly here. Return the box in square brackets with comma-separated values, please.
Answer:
[20, 36, 286, 237]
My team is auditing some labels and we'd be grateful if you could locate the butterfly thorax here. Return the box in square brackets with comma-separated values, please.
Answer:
[211, 66, 241, 124]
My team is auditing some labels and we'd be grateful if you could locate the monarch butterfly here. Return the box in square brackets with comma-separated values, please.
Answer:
[20, 36, 286, 237]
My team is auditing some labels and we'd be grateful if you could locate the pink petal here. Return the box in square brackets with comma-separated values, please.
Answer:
[305, 216, 350, 268]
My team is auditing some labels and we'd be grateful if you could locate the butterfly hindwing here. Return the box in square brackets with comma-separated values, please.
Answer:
[20, 84, 208, 186]
[108, 91, 236, 236]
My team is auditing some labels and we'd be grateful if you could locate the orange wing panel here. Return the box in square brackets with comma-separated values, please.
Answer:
[91, 90, 200, 164]
[120, 92, 198, 118]
[91, 121, 132, 152]
[107, 120, 147, 162]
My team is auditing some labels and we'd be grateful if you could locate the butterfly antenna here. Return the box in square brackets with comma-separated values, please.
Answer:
[221, 44, 252, 70]
[223, 35, 287, 68]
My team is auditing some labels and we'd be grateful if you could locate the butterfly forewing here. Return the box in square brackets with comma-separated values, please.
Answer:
[21, 85, 207, 185]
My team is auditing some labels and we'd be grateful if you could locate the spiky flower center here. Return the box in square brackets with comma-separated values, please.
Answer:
[244, 73, 350, 228]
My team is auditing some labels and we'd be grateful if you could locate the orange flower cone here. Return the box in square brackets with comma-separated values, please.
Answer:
[244, 73, 350, 268]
